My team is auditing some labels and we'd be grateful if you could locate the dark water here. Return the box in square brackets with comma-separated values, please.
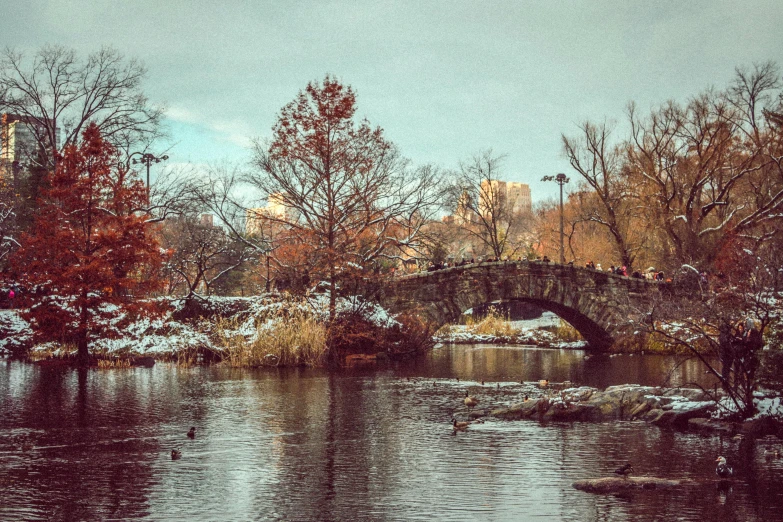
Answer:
[1, 345, 782, 521]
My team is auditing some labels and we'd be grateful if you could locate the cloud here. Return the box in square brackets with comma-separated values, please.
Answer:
[166, 105, 255, 149]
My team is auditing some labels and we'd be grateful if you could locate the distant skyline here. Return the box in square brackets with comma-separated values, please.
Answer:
[3, 0, 783, 202]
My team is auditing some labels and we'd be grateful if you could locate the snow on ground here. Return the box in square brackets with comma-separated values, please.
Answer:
[0, 293, 406, 358]
[711, 393, 783, 420]
[435, 311, 587, 348]
[0, 310, 31, 354]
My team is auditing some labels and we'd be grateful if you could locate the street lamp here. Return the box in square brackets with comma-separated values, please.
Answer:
[128, 152, 169, 189]
[541, 173, 570, 264]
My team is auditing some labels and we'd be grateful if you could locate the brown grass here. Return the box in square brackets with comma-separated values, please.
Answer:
[466, 307, 520, 337]
[215, 313, 327, 367]
[96, 358, 132, 369]
[27, 343, 77, 361]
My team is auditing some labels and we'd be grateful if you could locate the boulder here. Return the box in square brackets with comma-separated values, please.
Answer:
[649, 401, 715, 428]
[491, 400, 538, 420]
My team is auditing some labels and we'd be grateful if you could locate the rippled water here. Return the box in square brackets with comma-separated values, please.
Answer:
[1, 346, 782, 521]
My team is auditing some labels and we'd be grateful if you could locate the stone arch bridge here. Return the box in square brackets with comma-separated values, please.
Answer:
[378, 261, 678, 350]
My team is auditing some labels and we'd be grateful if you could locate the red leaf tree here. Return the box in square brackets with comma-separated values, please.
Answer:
[250, 76, 439, 322]
[13, 123, 165, 365]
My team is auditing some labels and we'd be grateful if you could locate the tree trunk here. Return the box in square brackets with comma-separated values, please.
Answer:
[76, 333, 90, 367]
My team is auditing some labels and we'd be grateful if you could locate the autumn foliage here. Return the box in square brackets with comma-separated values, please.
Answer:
[12, 124, 165, 364]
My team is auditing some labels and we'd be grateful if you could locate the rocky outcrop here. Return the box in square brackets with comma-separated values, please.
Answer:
[573, 476, 696, 494]
[484, 384, 781, 433]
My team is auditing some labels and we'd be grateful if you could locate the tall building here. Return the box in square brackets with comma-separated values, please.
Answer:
[246, 193, 295, 236]
[0, 113, 59, 181]
[478, 180, 532, 217]
[506, 181, 532, 214]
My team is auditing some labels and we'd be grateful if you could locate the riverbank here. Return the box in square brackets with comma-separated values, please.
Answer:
[0, 296, 587, 364]
[0, 294, 412, 365]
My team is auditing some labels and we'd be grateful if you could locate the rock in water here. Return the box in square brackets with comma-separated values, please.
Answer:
[573, 476, 691, 494]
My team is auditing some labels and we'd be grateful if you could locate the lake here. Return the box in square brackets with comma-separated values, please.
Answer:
[1, 345, 782, 521]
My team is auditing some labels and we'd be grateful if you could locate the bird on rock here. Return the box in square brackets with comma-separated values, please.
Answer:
[171, 450, 182, 460]
[715, 456, 733, 478]
[187, 427, 196, 439]
[464, 390, 479, 410]
[614, 463, 634, 479]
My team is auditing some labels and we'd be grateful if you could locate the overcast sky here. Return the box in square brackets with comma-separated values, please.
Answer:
[3, 0, 783, 201]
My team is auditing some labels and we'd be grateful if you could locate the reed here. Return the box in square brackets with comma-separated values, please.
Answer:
[27, 343, 77, 361]
[216, 312, 327, 367]
[471, 307, 519, 337]
[97, 358, 132, 369]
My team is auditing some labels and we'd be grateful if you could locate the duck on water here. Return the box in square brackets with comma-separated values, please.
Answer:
[715, 456, 733, 478]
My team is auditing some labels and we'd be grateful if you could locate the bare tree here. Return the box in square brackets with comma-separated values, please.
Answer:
[563, 121, 643, 269]
[0, 45, 164, 169]
[641, 249, 779, 420]
[627, 62, 783, 268]
[161, 214, 254, 298]
[446, 150, 530, 260]
[0, 178, 18, 267]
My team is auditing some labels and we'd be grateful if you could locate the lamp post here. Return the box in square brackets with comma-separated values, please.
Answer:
[541, 173, 569, 263]
[128, 152, 169, 189]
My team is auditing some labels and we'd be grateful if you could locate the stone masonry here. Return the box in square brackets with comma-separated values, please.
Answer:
[379, 260, 675, 350]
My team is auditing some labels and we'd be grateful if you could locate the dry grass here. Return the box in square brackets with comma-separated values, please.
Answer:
[27, 343, 77, 361]
[216, 312, 327, 367]
[469, 307, 520, 337]
[97, 358, 132, 369]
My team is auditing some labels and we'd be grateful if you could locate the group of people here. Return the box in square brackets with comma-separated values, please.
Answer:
[417, 257, 675, 282]
[584, 261, 666, 282]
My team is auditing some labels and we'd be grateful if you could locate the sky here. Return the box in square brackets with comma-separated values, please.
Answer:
[3, 0, 783, 202]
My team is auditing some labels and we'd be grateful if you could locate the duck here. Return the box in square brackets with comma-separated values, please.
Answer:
[715, 456, 733, 478]
[187, 427, 196, 439]
[764, 449, 781, 461]
[452, 418, 470, 431]
[614, 463, 634, 478]
[464, 390, 479, 410]
[171, 449, 182, 460]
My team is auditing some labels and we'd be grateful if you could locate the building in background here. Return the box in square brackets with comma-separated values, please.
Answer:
[246, 193, 294, 236]
[479, 180, 531, 217]
[0, 113, 60, 182]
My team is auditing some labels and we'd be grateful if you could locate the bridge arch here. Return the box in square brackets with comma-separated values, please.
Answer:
[379, 261, 666, 350]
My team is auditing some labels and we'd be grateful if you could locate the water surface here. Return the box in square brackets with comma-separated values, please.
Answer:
[1, 346, 781, 521]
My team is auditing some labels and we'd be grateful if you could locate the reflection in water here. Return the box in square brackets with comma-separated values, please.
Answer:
[423, 344, 720, 390]
[1, 347, 781, 521]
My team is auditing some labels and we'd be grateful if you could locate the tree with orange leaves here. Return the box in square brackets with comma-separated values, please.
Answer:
[249, 76, 440, 321]
[12, 123, 165, 365]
